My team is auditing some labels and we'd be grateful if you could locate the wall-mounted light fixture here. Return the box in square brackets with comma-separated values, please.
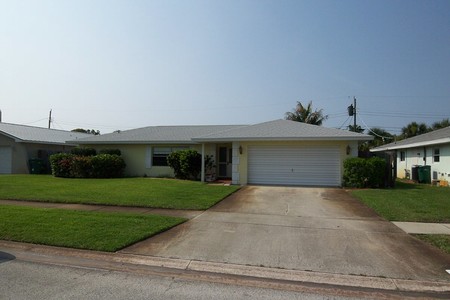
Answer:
[239, 146, 243, 155]
[346, 145, 351, 155]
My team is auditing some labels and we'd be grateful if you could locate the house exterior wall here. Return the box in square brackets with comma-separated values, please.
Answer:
[81, 140, 359, 184]
[232, 140, 357, 185]
[397, 143, 450, 181]
[82, 144, 203, 177]
[0, 134, 72, 174]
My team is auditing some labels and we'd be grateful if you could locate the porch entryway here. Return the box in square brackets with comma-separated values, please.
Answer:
[217, 144, 232, 179]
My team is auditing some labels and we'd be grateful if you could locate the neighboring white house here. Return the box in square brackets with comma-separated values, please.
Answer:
[0, 122, 90, 174]
[73, 119, 372, 187]
[371, 126, 450, 183]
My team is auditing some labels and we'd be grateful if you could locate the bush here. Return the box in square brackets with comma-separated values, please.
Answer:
[99, 149, 122, 156]
[71, 155, 93, 178]
[343, 157, 386, 188]
[50, 153, 74, 178]
[91, 154, 126, 178]
[49, 153, 125, 178]
[167, 149, 201, 180]
[71, 147, 97, 157]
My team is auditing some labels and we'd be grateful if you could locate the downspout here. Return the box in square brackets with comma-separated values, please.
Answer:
[423, 146, 427, 165]
[201, 143, 205, 182]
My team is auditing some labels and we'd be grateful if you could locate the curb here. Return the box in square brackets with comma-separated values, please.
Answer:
[1, 241, 449, 295]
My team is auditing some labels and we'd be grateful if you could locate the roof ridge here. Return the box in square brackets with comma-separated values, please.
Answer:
[0, 122, 89, 134]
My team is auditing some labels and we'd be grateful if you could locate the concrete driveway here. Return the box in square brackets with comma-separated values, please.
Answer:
[122, 186, 450, 281]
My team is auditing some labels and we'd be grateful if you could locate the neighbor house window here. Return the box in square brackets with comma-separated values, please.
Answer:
[433, 148, 440, 163]
[400, 151, 406, 162]
[152, 147, 172, 166]
[152, 147, 188, 167]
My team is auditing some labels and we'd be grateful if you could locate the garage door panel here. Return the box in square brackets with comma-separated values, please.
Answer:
[0, 146, 12, 174]
[248, 145, 341, 186]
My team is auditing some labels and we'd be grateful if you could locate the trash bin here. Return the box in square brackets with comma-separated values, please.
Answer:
[411, 165, 419, 182]
[29, 159, 44, 174]
[418, 165, 431, 184]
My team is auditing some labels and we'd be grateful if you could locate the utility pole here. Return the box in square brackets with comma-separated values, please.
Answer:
[347, 97, 357, 132]
[48, 109, 52, 129]
[353, 96, 357, 131]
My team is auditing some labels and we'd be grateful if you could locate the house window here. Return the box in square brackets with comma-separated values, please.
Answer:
[433, 148, 440, 163]
[400, 151, 406, 162]
[152, 147, 187, 166]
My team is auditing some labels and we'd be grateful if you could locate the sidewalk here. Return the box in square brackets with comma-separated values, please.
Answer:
[0, 199, 203, 219]
[393, 222, 450, 234]
[3, 199, 449, 234]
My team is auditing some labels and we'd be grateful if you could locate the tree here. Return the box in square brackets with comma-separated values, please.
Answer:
[401, 122, 429, 139]
[431, 118, 450, 130]
[285, 101, 328, 126]
[367, 127, 394, 148]
[348, 124, 364, 133]
[72, 128, 100, 135]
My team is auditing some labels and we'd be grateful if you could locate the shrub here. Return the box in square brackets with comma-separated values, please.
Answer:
[99, 149, 122, 156]
[49, 153, 74, 178]
[343, 157, 386, 188]
[71, 147, 97, 157]
[50, 153, 125, 178]
[167, 149, 201, 180]
[71, 155, 93, 178]
[91, 154, 126, 178]
[167, 151, 183, 178]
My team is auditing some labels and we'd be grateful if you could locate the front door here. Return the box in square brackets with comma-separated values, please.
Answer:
[218, 146, 232, 178]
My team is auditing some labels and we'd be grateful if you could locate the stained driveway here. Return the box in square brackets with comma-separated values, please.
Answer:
[122, 186, 450, 281]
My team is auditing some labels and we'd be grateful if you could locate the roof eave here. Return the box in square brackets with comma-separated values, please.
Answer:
[371, 138, 450, 152]
[193, 136, 373, 142]
[73, 140, 199, 145]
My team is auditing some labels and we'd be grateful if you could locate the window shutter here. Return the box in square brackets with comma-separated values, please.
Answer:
[146, 147, 152, 168]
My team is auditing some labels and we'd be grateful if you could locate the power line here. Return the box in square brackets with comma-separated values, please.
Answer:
[357, 114, 394, 140]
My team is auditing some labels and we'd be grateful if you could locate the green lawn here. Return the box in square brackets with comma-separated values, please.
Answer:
[0, 175, 239, 210]
[0, 204, 186, 252]
[351, 181, 450, 223]
[414, 234, 450, 254]
[351, 181, 450, 254]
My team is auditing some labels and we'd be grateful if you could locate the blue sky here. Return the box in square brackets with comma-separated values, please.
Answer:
[1, 0, 449, 134]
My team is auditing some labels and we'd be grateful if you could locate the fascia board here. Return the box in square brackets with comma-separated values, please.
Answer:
[193, 136, 373, 142]
[371, 138, 450, 152]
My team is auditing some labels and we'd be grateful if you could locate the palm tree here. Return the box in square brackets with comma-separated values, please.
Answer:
[348, 124, 364, 133]
[368, 127, 393, 148]
[431, 118, 450, 130]
[285, 101, 328, 125]
[401, 122, 429, 139]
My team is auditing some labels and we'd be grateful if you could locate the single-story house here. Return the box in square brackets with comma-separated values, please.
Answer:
[0, 122, 91, 174]
[371, 126, 450, 182]
[73, 119, 372, 187]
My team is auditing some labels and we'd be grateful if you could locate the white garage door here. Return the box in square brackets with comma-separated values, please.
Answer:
[0, 146, 12, 174]
[248, 145, 341, 186]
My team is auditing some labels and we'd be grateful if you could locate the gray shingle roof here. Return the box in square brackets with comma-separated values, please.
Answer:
[194, 119, 373, 141]
[0, 122, 91, 145]
[371, 126, 450, 152]
[74, 120, 372, 144]
[74, 125, 246, 144]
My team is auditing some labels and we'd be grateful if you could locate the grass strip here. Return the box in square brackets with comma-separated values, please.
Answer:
[0, 175, 239, 210]
[351, 181, 450, 223]
[0, 204, 186, 252]
[414, 234, 450, 254]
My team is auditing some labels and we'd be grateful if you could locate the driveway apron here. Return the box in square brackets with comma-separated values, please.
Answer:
[121, 186, 450, 281]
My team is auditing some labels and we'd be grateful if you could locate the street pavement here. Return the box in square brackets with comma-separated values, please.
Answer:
[0, 258, 360, 300]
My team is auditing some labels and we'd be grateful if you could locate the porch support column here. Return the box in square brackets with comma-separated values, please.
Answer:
[201, 143, 205, 182]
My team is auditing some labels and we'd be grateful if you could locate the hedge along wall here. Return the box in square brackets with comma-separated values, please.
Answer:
[49, 148, 126, 178]
[343, 157, 386, 188]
